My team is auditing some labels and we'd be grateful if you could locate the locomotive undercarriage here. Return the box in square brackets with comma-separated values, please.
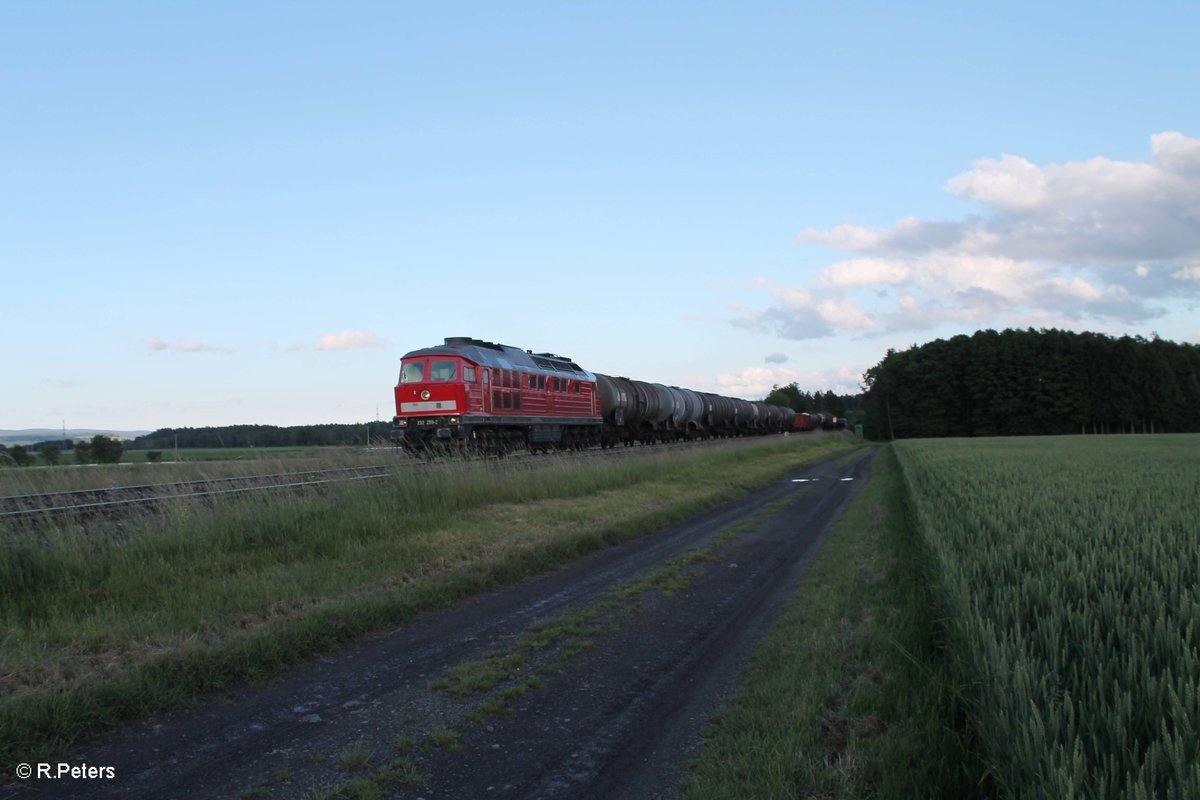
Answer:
[392, 415, 789, 455]
[391, 415, 604, 455]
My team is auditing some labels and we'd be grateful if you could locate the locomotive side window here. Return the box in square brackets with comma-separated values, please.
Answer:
[400, 361, 424, 383]
[538, 376, 545, 389]
[464, 366, 476, 383]
[430, 360, 457, 382]
[529, 374, 536, 389]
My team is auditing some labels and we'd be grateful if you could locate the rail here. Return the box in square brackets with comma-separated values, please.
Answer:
[0, 466, 393, 521]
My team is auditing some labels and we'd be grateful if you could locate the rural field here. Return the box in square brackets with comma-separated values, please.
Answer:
[892, 435, 1200, 799]
[3, 433, 1196, 799]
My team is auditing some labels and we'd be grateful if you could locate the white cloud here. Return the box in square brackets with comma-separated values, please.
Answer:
[1151, 131, 1200, 174]
[734, 132, 1200, 341]
[712, 364, 867, 400]
[816, 296, 874, 331]
[289, 331, 390, 351]
[316, 331, 388, 351]
[145, 334, 233, 353]
[946, 153, 1047, 210]
[818, 258, 911, 288]
[798, 223, 884, 251]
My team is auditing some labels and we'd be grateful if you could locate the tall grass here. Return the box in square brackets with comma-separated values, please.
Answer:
[0, 436, 855, 765]
[894, 435, 1200, 799]
[0, 445, 397, 496]
[682, 445, 988, 800]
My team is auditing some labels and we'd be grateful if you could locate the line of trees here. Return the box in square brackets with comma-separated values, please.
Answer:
[762, 385, 864, 427]
[0, 435, 124, 467]
[861, 328, 1200, 439]
[130, 423, 391, 450]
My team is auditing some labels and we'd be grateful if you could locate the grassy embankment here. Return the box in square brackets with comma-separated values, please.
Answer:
[0, 435, 855, 766]
[0, 447, 382, 495]
[681, 443, 983, 799]
[683, 434, 1200, 799]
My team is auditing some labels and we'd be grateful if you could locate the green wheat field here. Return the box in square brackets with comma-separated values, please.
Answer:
[894, 435, 1200, 799]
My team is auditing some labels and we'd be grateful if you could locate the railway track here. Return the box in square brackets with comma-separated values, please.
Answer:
[0, 466, 394, 521]
[1, 434, 810, 523]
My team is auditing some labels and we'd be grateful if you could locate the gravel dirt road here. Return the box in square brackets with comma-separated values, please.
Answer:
[16, 445, 876, 800]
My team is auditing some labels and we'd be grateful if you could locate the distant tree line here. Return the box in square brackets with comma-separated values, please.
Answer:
[130, 422, 392, 450]
[762, 385, 864, 428]
[1, 424, 393, 467]
[0, 435, 123, 467]
[861, 328, 1200, 439]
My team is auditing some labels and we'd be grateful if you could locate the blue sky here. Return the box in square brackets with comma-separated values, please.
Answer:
[3, 1, 1198, 430]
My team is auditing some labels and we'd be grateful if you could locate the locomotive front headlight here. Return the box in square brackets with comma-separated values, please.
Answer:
[421, 390, 431, 400]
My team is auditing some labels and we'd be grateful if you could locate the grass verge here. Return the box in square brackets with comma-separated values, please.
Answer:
[680, 444, 992, 799]
[0, 435, 855, 766]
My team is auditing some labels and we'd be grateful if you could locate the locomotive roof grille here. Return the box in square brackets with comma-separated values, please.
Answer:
[531, 355, 583, 373]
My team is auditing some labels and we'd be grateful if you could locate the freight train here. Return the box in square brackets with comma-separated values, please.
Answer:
[390, 337, 837, 452]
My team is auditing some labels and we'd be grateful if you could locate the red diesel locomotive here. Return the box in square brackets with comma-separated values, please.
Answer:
[393, 337, 602, 451]
[390, 337, 803, 452]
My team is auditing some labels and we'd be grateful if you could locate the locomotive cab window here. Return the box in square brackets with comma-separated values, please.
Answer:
[400, 361, 424, 383]
[430, 360, 457, 382]
[463, 366, 476, 383]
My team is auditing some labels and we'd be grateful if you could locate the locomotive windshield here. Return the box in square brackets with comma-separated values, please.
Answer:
[430, 360, 458, 382]
[400, 361, 424, 383]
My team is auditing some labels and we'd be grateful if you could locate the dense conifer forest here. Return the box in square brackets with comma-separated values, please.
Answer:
[859, 329, 1200, 439]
